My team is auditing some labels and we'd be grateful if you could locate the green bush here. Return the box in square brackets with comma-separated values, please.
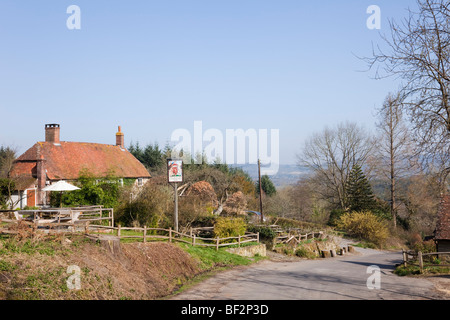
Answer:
[328, 209, 346, 227]
[247, 225, 276, 241]
[51, 170, 120, 208]
[336, 211, 389, 247]
[191, 215, 218, 228]
[214, 217, 247, 242]
[295, 247, 317, 259]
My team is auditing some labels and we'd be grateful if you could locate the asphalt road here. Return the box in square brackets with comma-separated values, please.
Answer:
[173, 246, 450, 300]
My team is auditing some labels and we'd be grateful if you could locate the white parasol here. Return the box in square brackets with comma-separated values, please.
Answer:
[43, 181, 80, 207]
[43, 181, 80, 192]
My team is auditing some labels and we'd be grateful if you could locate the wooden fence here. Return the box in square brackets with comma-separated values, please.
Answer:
[0, 206, 114, 234]
[402, 249, 450, 273]
[274, 231, 324, 245]
[250, 223, 325, 246]
[1, 207, 260, 250]
[87, 224, 259, 251]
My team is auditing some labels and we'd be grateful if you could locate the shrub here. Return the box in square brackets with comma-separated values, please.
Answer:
[115, 181, 172, 228]
[413, 240, 437, 263]
[328, 209, 346, 227]
[52, 170, 120, 208]
[247, 225, 276, 241]
[247, 225, 277, 248]
[295, 246, 317, 259]
[336, 211, 389, 247]
[214, 217, 247, 242]
[413, 239, 436, 254]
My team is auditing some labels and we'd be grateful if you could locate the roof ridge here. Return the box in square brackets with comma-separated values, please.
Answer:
[11, 140, 150, 180]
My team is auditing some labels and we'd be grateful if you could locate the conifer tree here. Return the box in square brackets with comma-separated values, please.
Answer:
[256, 174, 277, 197]
[346, 164, 377, 212]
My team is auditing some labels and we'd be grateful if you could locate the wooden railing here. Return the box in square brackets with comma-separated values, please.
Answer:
[0, 206, 114, 233]
[274, 231, 324, 245]
[87, 224, 259, 251]
[402, 249, 450, 273]
[250, 223, 325, 245]
[1, 208, 261, 250]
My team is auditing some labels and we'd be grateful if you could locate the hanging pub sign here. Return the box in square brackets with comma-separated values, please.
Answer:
[167, 159, 183, 183]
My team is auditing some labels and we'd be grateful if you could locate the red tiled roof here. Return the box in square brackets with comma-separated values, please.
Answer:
[8, 161, 37, 190]
[436, 195, 450, 240]
[10, 162, 37, 179]
[11, 141, 150, 181]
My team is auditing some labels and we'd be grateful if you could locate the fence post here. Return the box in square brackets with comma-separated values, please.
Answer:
[193, 234, 196, 246]
[117, 224, 121, 238]
[418, 251, 423, 274]
[402, 249, 407, 267]
[216, 237, 219, 251]
[32, 220, 37, 240]
[169, 228, 172, 243]
[110, 209, 114, 228]
[257, 232, 260, 243]
[143, 226, 147, 243]
[406, 250, 410, 267]
[238, 235, 241, 247]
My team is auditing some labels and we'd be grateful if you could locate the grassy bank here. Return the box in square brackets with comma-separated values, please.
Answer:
[394, 264, 450, 276]
[168, 242, 266, 297]
[0, 233, 264, 300]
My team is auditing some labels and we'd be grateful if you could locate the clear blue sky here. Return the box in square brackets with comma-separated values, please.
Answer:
[0, 0, 416, 164]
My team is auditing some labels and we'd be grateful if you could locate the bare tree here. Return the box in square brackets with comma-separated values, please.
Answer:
[0, 146, 17, 179]
[375, 93, 418, 228]
[366, 0, 450, 189]
[399, 173, 442, 234]
[0, 146, 19, 209]
[298, 122, 374, 210]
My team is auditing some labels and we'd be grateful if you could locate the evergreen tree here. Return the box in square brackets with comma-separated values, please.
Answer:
[256, 174, 277, 197]
[128, 141, 144, 163]
[129, 142, 165, 171]
[142, 143, 164, 169]
[346, 164, 377, 212]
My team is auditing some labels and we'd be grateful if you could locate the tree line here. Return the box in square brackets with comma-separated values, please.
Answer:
[274, 0, 450, 243]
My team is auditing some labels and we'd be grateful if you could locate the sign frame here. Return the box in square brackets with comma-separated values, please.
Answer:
[167, 158, 183, 184]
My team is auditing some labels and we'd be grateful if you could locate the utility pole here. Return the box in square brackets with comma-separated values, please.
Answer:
[258, 159, 264, 223]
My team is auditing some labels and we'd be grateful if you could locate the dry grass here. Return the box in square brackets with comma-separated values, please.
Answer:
[0, 235, 201, 300]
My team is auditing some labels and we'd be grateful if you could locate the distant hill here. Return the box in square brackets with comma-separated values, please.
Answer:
[230, 164, 310, 189]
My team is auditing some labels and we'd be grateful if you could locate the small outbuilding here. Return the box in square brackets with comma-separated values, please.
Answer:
[435, 195, 450, 253]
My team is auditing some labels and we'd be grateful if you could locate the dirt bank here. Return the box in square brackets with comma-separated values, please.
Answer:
[0, 236, 201, 300]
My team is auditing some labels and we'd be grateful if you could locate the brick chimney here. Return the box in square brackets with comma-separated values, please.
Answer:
[45, 124, 60, 144]
[116, 126, 124, 148]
